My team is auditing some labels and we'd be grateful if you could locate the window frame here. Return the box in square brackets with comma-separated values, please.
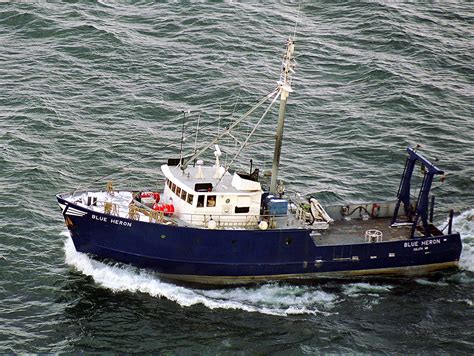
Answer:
[235, 206, 250, 214]
[187, 193, 194, 205]
[197, 195, 205, 208]
[206, 195, 217, 208]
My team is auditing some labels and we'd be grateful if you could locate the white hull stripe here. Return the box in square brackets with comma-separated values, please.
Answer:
[66, 211, 88, 217]
[67, 207, 87, 215]
[58, 203, 88, 217]
[58, 203, 66, 213]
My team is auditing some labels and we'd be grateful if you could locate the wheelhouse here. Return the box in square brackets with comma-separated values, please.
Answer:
[160, 162, 262, 227]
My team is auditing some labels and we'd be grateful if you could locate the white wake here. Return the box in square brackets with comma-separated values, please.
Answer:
[454, 207, 474, 272]
[61, 206, 473, 315]
[62, 232, 338, 316]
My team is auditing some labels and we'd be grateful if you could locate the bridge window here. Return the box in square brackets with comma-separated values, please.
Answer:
[195, 182, 213, 192]
[176, 186, 181, 197]
[187, 193, 194, 205]
[180, 189, 187, 201]
[197, 195, 205, 208]
[235, 206, 250, 214]
[171, 183, 176, 193]
[207, 195, 216, 207]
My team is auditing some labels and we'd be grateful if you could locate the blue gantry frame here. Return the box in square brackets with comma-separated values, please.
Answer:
[391, 147, 444, 238]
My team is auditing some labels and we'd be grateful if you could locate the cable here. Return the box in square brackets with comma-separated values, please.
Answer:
[215, 89, 281, 187]
[71, 89, 278, 194]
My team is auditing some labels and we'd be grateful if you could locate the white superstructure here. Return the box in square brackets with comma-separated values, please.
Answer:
[161, 158, 262, 228]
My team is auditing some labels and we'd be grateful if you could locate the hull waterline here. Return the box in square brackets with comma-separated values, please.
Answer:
[58, 195, 462, 286]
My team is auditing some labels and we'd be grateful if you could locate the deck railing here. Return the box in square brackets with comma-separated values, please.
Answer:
[179, 211, 303, 229]
[78, 194, 306, 229]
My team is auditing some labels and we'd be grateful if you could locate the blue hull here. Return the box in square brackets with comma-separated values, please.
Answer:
[58, 196, 462, 285]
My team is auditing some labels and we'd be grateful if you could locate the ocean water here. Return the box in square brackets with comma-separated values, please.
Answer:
[0, 1, 473, 353]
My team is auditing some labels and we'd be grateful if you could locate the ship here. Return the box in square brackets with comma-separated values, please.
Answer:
[57, 38, 462, 285]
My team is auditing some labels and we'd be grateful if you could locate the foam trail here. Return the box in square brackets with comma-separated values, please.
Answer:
[414, 278, 449, 287]
[342, 282, 393, 297]
[453, 208, 474, 272]
[340, 282, 394, 309]
[62, 232, 337, 316]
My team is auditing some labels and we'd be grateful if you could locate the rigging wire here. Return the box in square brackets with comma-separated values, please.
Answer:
[215, 89, 281, 188]
[180, 87, 279, 169]
[71, 89, 278, 194]
[193, 113, 201, 156]
[293, 3, 301, 41]
[179, 110, 188, 165]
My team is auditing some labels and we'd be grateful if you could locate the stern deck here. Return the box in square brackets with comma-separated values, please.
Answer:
[314, 217, 425, 245]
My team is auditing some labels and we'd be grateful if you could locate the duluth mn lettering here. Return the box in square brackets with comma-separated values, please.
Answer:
[404, 239, 441, 248]
[92, 214, 132, 228]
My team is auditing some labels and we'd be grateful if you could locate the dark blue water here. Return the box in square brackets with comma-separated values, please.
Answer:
[1, 2, 473, 353]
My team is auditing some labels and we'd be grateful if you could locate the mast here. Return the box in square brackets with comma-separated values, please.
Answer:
[270, 38, 295, 194]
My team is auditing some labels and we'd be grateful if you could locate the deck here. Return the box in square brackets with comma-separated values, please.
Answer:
[314, 217, 413, 246]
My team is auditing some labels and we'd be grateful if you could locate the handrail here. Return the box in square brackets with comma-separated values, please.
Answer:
[180, 211, 296, 229]
[77, 194, 304, 230]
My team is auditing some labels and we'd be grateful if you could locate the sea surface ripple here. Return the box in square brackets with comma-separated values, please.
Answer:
[0, 2, 473, 353]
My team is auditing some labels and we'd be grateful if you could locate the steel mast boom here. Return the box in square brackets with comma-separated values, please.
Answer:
[270, 38, 295, 194]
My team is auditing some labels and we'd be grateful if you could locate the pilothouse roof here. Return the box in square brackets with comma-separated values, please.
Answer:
[162, 164, 262, 195]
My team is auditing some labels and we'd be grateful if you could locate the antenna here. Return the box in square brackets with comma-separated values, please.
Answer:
[217, 104, 221, 144]
[179, 109, 189, 166]
[193, 113, 201, 161]
[293, 3, 301, 41]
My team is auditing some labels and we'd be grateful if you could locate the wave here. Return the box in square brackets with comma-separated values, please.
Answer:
[62, 232, 338, 316]
[455, 208, 474, 272]
[62, 206, 474, 315]
[342, 282, 393, 297]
